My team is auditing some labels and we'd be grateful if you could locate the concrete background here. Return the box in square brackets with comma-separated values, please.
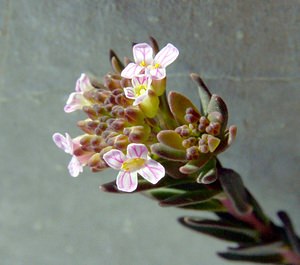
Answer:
[0, 0, 299, 264]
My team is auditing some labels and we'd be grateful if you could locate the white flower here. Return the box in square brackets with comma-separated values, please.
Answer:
[103, 143, 165, 192]
[121, 43, 179, 80]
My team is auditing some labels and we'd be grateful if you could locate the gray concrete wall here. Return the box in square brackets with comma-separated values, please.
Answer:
[1, 1, 299, 264]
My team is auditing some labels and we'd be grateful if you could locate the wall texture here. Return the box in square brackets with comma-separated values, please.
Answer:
[0, 1, 299, 264]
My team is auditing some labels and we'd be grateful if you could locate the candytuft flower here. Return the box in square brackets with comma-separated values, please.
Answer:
[123, 76, 152, 106]
[64, 73, 93, 113]
[52, 132, 92, 177]
[121, 43, 179, 80]
[103, 143, 165, 192]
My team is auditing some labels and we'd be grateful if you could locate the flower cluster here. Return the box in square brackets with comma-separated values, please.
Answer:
[53, 39, 236, 191]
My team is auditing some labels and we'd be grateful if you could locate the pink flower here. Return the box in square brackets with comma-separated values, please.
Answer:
[64, 73, 93, 113]
[121, 43, 179, 80]
[52, 132, 92, 177]
[103, 143, 165, 192]
[123, 76, 152, 105]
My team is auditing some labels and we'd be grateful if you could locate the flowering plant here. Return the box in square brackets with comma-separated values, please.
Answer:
[53, 38, 300, 265]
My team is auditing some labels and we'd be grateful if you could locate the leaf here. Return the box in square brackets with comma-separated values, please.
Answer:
[162, 160, 188, 179]
[179, 155, 212, 174]
[157, 130, 185, 150]
[109, 50, 124, 73]
[197, 157, 217, 184]
[151, 143, 187, 161]
[160, 189, 221, 207]
[219, 168, 252, 214]
[143, 188, 185, 201]
[190, 73, 212, 115]
[168, 91, 200, 125]
[207, 94, 228, 131]
[218, 252, 283, 264]
[227, 241, 284, 255]
[180, 199, 225, 211]
[278, 211, 300, 255]
[179, 217, 259, 243]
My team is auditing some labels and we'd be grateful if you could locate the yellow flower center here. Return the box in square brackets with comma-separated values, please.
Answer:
[153, 63, 160, 69]
[121, 158, 146, 172]
[134, 85, 147, 96]
[140, 60, 147, 67]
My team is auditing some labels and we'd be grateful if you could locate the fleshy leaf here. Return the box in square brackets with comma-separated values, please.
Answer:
[109, 50, 124, 74]
[218, 252, 283, 263]
[219, 168, 252, 214]
[179, 154, 212, 174]
[180, 199, 225, 211]
[207, 94, 228, 131]
[157, 130, 185, 150]
[179, 217, 259, 243]
[151, 143, 187, 161]
[190, 73, 212, 115]
[197, 157, 217, 184]
[278, 211, 300, 255]
[168, 91, 200, 125]
[160, 189, 221, 207]
[144, 188, 185, 201]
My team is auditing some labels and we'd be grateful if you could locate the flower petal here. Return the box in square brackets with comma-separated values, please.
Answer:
[103, 149, 126, 170]
[121, 63, 143, 79]
[75, 73, 92, 92]
[132, 75, 150, 87]
[133, 43, 153, 65]
[126, 143, 148, 159]
[138, 159, 165, 184]
[68, 156, 83, 177]
[64, 92, 85, 113]
[154, 43, 179, 68]
[133, 93, 148, 106]
[116, 171, 138, 192]
[123, 87, 136, 99]
[52, 133, 73, 154]
[149, 67, 166, 80]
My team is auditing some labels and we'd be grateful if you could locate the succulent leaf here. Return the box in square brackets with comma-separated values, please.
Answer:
[207, 94, 228, 131]
[219, 168, 252, 214]
[190, 73, 212, 115]
[179, 217, 259, 243]
[151, 143, 187, 161]
[157, 130, 185, 150]
[168, 91, 200, 125]
[160, 189, 221, 207]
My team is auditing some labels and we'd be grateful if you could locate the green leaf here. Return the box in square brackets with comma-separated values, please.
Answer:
[143, 188, 185, 201]
[109, 50, 124, 73]
[218, 252, 283, 264]
[180, 199, 225, 211]
[207, 94, 228, 131]
[190, 73, 212, 115]
[157, 130, 185, 150]
[278, 211, 300, 255]
[197, 157, 217, 184]
[179, 217, 259, 243]
[151, 143, 187, 161]
[168, 91, 200, 124]
[179, 155, 212, 174]
[219, 168, 252, 214]
[160, 189, 222, 207]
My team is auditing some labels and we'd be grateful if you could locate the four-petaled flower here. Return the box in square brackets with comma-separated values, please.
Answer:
[123, 76, 152, 105]
[52, 133, 92, 177]
[121, 43, 179, 80]
[64, 73, 93, 113]
[103, 143, 165, 192]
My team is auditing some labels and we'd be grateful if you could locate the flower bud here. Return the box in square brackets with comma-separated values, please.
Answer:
[125, 125, 151, 143]
[124, 106, 145, 124]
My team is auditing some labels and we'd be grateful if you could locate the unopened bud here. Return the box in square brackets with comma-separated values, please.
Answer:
[124, 106, 145, 124]
[186, 146, 200, 160]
